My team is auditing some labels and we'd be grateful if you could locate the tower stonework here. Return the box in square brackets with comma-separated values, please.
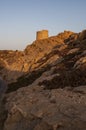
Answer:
[36, 30, 48, 40]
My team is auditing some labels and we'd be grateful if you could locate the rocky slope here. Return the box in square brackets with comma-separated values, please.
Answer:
[0, 31, 73, 83]
[0, 30, 86, 130]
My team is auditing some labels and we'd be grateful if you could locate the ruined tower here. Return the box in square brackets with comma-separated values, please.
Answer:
[36, 30, 48, 40]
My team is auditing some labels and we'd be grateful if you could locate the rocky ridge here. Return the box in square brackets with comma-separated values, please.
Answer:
[0, 30, 86, 130]
[0, 31, 73, 83]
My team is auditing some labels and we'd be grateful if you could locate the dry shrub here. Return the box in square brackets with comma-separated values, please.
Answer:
[39, 68, 86, 89]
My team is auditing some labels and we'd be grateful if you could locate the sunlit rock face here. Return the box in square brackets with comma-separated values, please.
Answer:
[0, 31, 73, 84]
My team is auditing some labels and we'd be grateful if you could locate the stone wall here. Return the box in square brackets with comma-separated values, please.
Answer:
[36, 30, 48, 40]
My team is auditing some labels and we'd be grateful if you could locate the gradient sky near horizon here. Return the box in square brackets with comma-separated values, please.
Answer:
[0, 0, 86, 50]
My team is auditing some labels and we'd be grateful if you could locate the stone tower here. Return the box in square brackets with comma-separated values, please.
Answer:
[36, 30, 48, 40]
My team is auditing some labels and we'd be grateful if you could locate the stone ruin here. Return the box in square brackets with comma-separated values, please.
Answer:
[36, 30, 48, 40]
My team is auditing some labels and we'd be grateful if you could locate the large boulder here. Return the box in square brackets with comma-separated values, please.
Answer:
[3, 85, 86, 130]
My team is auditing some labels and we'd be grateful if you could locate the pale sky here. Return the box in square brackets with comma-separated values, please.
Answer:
[0, 0, 86, 50]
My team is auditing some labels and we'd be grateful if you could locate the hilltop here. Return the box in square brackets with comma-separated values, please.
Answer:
[0, 30, 86, 130]
[0, 31, 73, 83]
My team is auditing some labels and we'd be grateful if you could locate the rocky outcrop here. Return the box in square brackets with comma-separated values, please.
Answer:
[4, 85, 86, 130]
[79, 30, 86, 40]
[0, 31, 73, 84]
[0, 30, 86, 130]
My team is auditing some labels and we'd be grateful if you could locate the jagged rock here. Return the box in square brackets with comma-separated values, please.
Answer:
[0, 31, 74, 83]
[0, 30, 86, 130]
[74, 56, 86, 69]
[67, 48, 79, 55]
[3, 86, 86, 130]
